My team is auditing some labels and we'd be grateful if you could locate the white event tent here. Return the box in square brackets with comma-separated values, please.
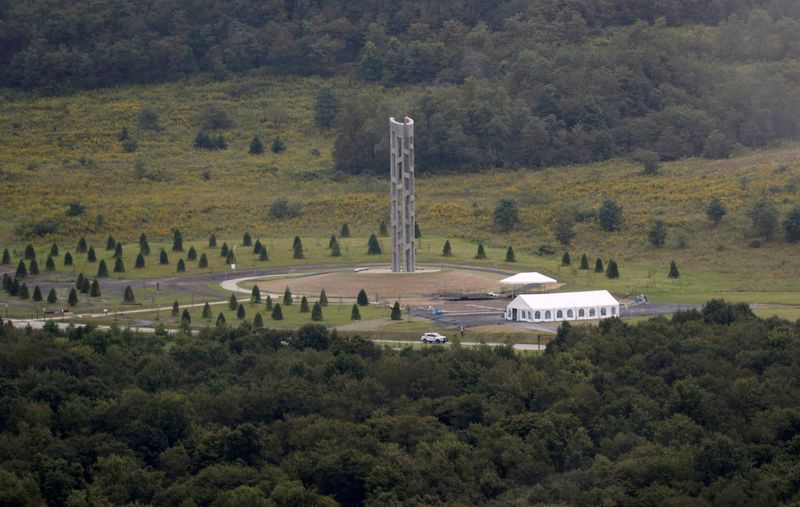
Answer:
[505, 290, 619, 323]
[498, 272, 557, 294]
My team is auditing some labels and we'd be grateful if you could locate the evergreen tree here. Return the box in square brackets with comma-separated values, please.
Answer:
[249, 135, 264, 155]
[595, 258, 604, 273]
[64, 252, 73, 266]
[135, 254, 145, 269]
[198, 254, 209, 268]
[251, 285, 261, 304]
[329, 235, 337, 248]
[314, 87, 339, 129]
[706, 196, 727, 226]
[259, 247, 269, 261]
[139, 233, 149, 253]
[9, 277, 19, 296]
[253, 239, 262, 254]
[172, 300, 180, 316]
[75, 273, 84, 290]
[113, 257, 124, 273]
[45, 255, 55, 271]
[113, 242, 123, 259]
[242, 232, 252, 246]
[379, 220, 388, 236]
[68, 288, 78, 306]
[750, 200, 779, 240]
[90, 279, 100, 297]
[77, 237, 87, 253]
[160, 249, 169, 265]
[271, 136, 286, 153]
[187, 246, 197, 260]
[367, 234, 381, 255]
[229, 293, 238, 310]
[87, 247, 97, 262]
[415, 222, 421, 239]
[181, 308, 191, 326]
[283, 287, 293, 305]
[1, 248, 10, 264]
[32, 285, 42, 301]
[606, 260, 620, 278]
[391, 301, 402, 320]
[16, 259, 27, 278]
[177, 259, 186, 272]
[493, 197, 520, 232]
[668, 260, 680, 278]
[351, 304, 361, 321]
[50, 243, 59, 257]
[271, 303, 283, 320]
[648, 220, 668, 248]
[505, 246, 515, 262]
[784, 205, 800, 243]
[599, 198, 623, 232]
[2, 273, 10, 292]
[80, 277, 90, 294]
[106, 235, 116, 250]
[442, 240, 452, 257]
[475, 243, 487, 259]
[300, 296, 309, 313]
[311, 302, 323, 321]
[266, 295, 273, 311]
[24, 244, 35, 260]
[341, 223, 350, 238]
[225, 251, 235, 265]
[331, 241, 341, 257]
[357, 289, 369, 306]
[47, 288, 57, 303]
[202, 302, 211, 319]
[97, 260, 109, 277]
[293, 238, 304, 259]
[18, 283, 28, 299]
[220, 242, 229, 257]
[216, 312, 226, 327]
[319, 289, 328, 306]
[579, 253, 590, 269]
[553, 212, 576, 245]
[292, 236, 301, 250]
[172, 229, 183, 252]
[29, 258, 39, 275]
[561, 251, 571, 266]
[253, 311, 264, 328]
[209, 233, 217, 247]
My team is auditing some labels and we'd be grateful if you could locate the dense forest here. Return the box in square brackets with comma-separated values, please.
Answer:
[2, 1, 800, 172]
[1, 303, 800, 505]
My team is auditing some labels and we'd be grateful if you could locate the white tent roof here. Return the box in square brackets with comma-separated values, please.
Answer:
[499, 272, 557, 286]
[510, 290, 618, 308]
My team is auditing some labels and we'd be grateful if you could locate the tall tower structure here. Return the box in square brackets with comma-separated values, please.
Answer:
[389, 116, 416, 273]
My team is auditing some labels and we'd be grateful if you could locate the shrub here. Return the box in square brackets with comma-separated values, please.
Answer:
[220, 243, 228, 257]
[253, 312, 264, 328]
[1, 248, 9, 264]
[599, 198, 623, 232]
[561, 251, 571, 266]
[251, 285, 261, 304]
[28, 258, 39, 275]
[113, 242, 123, 259]
[199, 254, 208, 268]
[16, 260, 27, 278]
[259, 247, 269, 261]
[75, 273, 84, 290]
[68, 288, 78, 306]
[379, 221, 388, 237]
[106, 235, 116, 250]
[311, 302, 323, 321]
[209, 233, 217, 247]
[66, 201, 87, 216]
[784, 205, 800, 243]
[87, 247, 96, 262]
[606, 259, 620, 278]
[442, 240, 452, 257]
[138, 106, 161, 131]
[351, 304, 361, 320]
[249, 136, 264, 155]
[113, 258, 124, 273]
[177, 259, 186, 272]
[18, 283, 29, 299]
[64, 252, 73, 266]
[283, 287, 293, 305]
[668, 260, 680, 278]
[266, 295, 273, 311]
[415, 223, 421, 238]
[579, 254, 589, 269]
[505, 246, 515, 262]
[90, 279, 100, 297]
[357, 289, 368, 306]
[242, 232, 252, 246]
[341, 223, 350, 238]
[171, 300, 179, 316]
[270, 197, 301, 218]
[293, 239, 304, 259]
[49, 243, 58, 256]
[229, 294, 238, 310]
[122, 138, 138, 152]
[187, 246, 197, 260]
[271, 303, 283, 320]
[139, 234, 151, 255]
[648, 220, 668, 248]
[749, 200, 778, 241]
[475, 244, 487, 259]
[253, 239, 262, 254]
[32, 285, 42, 301]
[47, 288, 57, 303]
[198, 104, 232, 130]
[181, 309, 191, 327]
[493, 197, 520, 232]
[368, 234, 381, 255]
[595, 258, 604, 273]
[300, 296, 309, 313]
[24, 244, 35, 260]
[216, 313, 226, 327]
[391, 301, 402, 320]
[319, 289, 328, 306]
[97, 260, 109, 277]
[271, 136, 286, 153]
[80, 277, 90, 293]
[160, 250, 169, 265]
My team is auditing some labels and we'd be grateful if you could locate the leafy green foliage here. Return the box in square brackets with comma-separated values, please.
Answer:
[390, 301, 402, 320]
[648, 220, 668, 248]
[599, 198, 623, 232]
[606, 259, 620, 278]
[493, 197, 520, 232]
[749, 200, 779, 240]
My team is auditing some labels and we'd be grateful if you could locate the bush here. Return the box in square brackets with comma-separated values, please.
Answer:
[595, 258, 604, 272]
[341, 223, 351, 237]
[300, 296, 309, 313]
[271, 303, 283, 320]
[391, 301, 402, 320]
[283, 287, 293, 305]
[493, 197, 520, 232]
[442, 240, 452, 257]
[271, 136, 286, 153]
[249, 136, 264, 155]
[475, 244, 487, 259]
[198, 104, 232, 130]
[311, 302, 323, 321]
[350, 304, 361, 320]
[138, 106, 161, 131]
[505, 246, 515, 262]
[648, 220, 667, 248]
[579, 254, 589, 269]
[606, 259, 619, 278]
[368, 234, 381, 255]
[599, 198, 623, 232]
[561, 251, 571, 266]
[269, 197, 301, 219]
[668, 260, 680, 278]
[357, 289, 368, 306]
[66, 201, 86, 216]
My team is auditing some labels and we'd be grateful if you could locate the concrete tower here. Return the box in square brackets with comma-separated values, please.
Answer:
[389, 116, 415, 272]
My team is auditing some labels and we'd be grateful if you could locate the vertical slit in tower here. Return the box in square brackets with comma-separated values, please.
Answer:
[390, 116, 415, 273]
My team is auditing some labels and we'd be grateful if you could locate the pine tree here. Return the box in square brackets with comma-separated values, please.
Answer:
[2, 273, 9, 292]
[579, 254, 589, 269]
[594, 258, 604, 273]
[1, 248, 10, 264]
[243, 232, 252, 246]
[18, 283, 28, 299]
[199, 254, 208, 268]
[80, 277, 90, 294]
[236, 303, 246, 320]
[45, 255, 55, 271]
[415, 222, 421, 239]
[64, 252, 73, 266]
[379, 221, 388, 236]
[270, 136, 285, 153]
[29, 258, 39, 275]
[668, 260, 680, 279]
[505, 246, 515, 262]
[311, 302, 323, 321]
[139, 233, 149, 254]
[123, 285, 135, 302]
[259, 247, 269, 261]
[16, 260, 27, 278]
[229, 293, 238, 310]
[391, 301, 402, 320]
[606, 260, 620, 279]
[97, 260, 109, 277]
[253, 239, 262, 254]
[50, 243, 59, 257]
[220, 242, 229, 257]
[187, 246, 197, 261]
[319, 289, 328, 306]
[225, 251, 235, 265]
[10, 277, 19, 296]
[202, 302, 211, 319]
[113, 258, 124, 273]
[266, 295, 273, 311]
[172, 300, 180, 316]
[442, 240, 453, 257]
[172, 229, 183, 252]
[475, 244, 487, 259]
[32, 285, 42, 301]
[341, 223, 350, 238]
[106, 235, 116, 250]
[351, 304, 361, 321]
[181, 308, 191, 326]
[24, 244, 35, 260]
[271, 303, 283, 320]
[561, 251, 571, 266]
[300, 296, 309, 313]
[216, 313, 226, 327]
[90, 279, 100, 297]
[251, 285, 261, 304]
[209, 233, 217, 247]
[706, 196, 727, 226]
[76, 273, 84, 290]
[249, 135, 264, 155]
[331, 241, 341, 257]
[113, 242, 123, 259]
[68, 288, 78, 306]
[367, 234, 381, 255]
[47, 288, 57, 303]
[87, 247, 97, 262]
[253, 312, 264, 328]
[177, 259, 186, 272]
[283, 287, 293, 305]
[160, 249, 169, 265]
[135, 254, 145, 269]
[357, 289, 368, 306]
[77, 237, 87, 253]
[293, 239, 304, 259]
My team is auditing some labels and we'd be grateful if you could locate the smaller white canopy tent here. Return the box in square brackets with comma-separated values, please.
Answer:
[505, 290, 619, 323]
[498, 272, 557, 294]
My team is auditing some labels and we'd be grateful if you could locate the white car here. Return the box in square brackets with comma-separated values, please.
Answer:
[421, 332, 448, 344]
